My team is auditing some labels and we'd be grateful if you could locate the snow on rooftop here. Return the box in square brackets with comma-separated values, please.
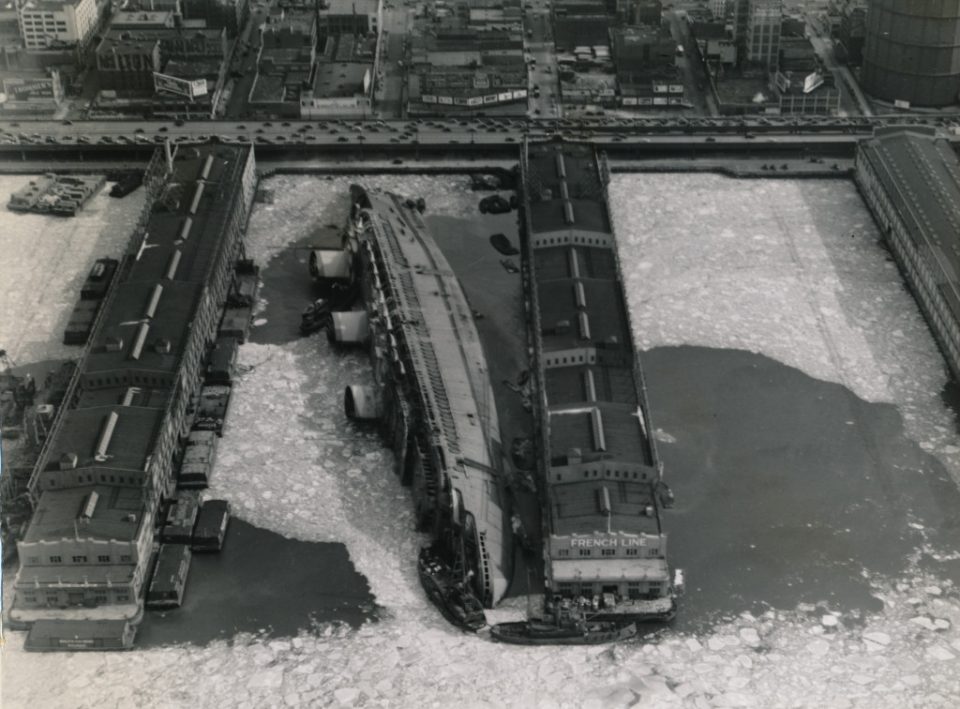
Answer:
[3, 173, 960, 708]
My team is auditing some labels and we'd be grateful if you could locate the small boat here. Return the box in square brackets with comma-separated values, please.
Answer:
[418, 546, 487, 632]
[490, 605, 638, 646]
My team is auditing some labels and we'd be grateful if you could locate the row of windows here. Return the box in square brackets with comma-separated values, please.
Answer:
[555, 581, 662, 600]
[43, 554, 132, 564]
[20, 589, 131, 606]
[544, 352, 596, 367]
[555, 547, 658, 558]
[85, 372, 172, 389]
[555, 469, 648, 481]
[48, 472, 140, 488]
[534, 234, 611, 248]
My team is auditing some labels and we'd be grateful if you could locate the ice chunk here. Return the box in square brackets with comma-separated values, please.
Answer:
[863, 632, 891, 646]
[738, 628, 761, 647]
[925, 646, 956, 662]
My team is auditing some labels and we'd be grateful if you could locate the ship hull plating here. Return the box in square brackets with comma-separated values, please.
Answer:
[324, 186, 512, 613]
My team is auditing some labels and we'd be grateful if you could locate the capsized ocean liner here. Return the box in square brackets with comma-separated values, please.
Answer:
[309, 186, 512, 628]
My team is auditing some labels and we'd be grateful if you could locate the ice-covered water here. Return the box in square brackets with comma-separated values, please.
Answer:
[0, 175, 146, 364]
[2, 173, 959, 708]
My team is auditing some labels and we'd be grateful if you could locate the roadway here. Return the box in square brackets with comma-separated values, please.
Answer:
[2, 114, 958, 147]
[524, 0, 561, 119]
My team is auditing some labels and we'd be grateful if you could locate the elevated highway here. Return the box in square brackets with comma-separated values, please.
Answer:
[0, 115, 956, 167]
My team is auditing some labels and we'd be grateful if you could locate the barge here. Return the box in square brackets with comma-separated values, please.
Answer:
[8, 174, 105, 216]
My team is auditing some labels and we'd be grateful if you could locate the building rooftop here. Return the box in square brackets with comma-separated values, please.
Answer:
[525, 142, 658, 479]
[18, 0, 87, 11]
[319, 0, 379, 15]
[111, 10, 176, 27]
[97, 36, 161, 55]
[164, 59, 221, 78]
[860, 128, 960, 318]
[549, 480, 661, 536]
[22, 486, 145, 543]
[313, 59, 369, 97]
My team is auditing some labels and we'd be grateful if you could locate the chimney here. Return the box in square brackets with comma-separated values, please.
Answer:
[59, 452, 78, 470]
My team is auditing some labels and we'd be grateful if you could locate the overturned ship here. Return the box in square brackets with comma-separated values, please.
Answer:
[309, 186, 512, 627]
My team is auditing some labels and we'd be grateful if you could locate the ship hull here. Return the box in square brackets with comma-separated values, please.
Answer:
[326, 185, 512, 615]
[490, 620, 637, 645]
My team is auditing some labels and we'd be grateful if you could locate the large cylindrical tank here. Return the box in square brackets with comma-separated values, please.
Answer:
[861, 0, 960, 107]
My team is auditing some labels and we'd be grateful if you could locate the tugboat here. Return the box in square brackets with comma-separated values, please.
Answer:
[418, 545, 487, 632]
[490, 600, 638, 646]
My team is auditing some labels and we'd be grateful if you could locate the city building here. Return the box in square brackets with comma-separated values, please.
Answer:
[96, 26, 228, 92]
[744, 0, 781, 70]
[861, 0, 960, 108]
[110, 10, 177, 29]
[317, 0, 380, 38]
[13, 145, 257, 634]
[251, 9, 316, 116]
[407, 27, 527, 114]
[0, 66, 64, 113]
[552, 0, 616, 52]
[833, 0, 866, 66]
[180, 0, 248, 37]
[856, 127, 960, 381]
[409, 56, 527, 114]
[633, 0, 662, 27]
[95, 34, 162, 90]
[611, 25, 683, 108]
[16, 0, 99, 49]
[260, 6, 317, 49]
[127, 0, 182, 12]
[689, 18, 737, 68]
[300, 32, 374, 117]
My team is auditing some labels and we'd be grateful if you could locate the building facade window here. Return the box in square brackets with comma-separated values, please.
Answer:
[49, 555, 62, 563]
[72, 555, 88, 563]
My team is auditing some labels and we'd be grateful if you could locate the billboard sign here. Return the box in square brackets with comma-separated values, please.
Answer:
[421, 94, 437, 103]
[153, 72, 208, 99]
[2, 77, 56, 100]
[803, 72, 824, 94]
[894, 99, 911, 110]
